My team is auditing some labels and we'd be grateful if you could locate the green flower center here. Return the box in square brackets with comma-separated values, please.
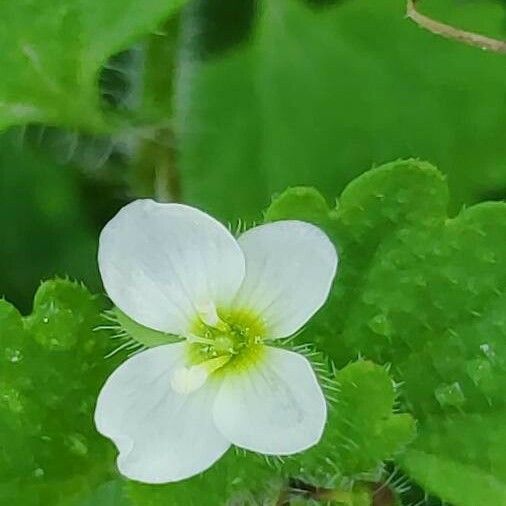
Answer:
[188, 309, 266, 374]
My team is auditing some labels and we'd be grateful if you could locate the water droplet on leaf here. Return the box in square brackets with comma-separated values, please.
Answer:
[368, 314, 392, 337]
[466, 358, 492, 386]
[33, 468, 45, 478]
[64, 433, 88, 456]
[4, 348, 23, 363]
[434, 382, 465, 408]
[480, 343, 496, 361]
[0, 386, 24, 413]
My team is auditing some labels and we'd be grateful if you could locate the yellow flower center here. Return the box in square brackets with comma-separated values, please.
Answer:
[187, 309, 267, 375]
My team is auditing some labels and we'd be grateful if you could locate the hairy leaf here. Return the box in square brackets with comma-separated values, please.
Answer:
[0, 0, 185, 130]
[0, 279, 120, 505]
[266, 159, 506, 504]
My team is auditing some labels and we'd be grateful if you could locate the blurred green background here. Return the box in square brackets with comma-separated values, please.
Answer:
[1, 0, 505, 312]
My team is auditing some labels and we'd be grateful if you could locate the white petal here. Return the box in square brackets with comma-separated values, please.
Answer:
[213, 346, 327, 455]
[232, 221, 337, 338]
[170, 365, 209, 395]
[94, 343, 230, 483]
[98, 200, 245, 335]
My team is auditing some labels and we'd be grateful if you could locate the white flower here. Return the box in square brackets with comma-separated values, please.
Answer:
[94, 200, 338, 484]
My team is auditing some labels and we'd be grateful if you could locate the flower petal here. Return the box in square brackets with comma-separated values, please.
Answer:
[94, 343, 230, 483]
[98, 200, 245, 335]
[232, 221, 337, 338]
[213, 346, 327, 455]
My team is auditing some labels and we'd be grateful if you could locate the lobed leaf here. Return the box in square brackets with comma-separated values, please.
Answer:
[266, 158, 506, 504]
[0, 279, 121, 505]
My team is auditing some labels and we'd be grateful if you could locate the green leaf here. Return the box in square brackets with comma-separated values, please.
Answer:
[264, 159, 506, 503]
[0, 0, 185, 131]
[126, 451, 274, 506]
[0, 279, 120, 505]
[0, 133, 101, 312]
[285, 360, 416, 480]
[76, 480, 131, 506]
[177, 0, 506, 222]
[331, 361, 415, 476]
[400, 414, 506, 506]
[265, 186, 336, 227]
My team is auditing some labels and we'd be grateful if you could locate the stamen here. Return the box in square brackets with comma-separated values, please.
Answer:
[187, 308, 267, 373]
[203, 354, 231, 373]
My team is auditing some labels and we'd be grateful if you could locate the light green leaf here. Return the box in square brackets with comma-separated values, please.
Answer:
[265, 159, 506, 503]
[0, 0, 185, 131]
[76, 480, 131, 506]
[264, 186, 336, 226]
[401, 414, 506, 506]
[126, 451, 274, 506]
[284, 360, 416, 480]
[0, 279, 121, 505]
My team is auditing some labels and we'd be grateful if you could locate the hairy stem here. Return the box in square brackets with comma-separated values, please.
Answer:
[129, 16, 182, 203]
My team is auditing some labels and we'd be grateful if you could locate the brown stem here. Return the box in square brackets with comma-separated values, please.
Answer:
[406, 0, 506, 54]
[275, 478, 396, 505]
[276, 479, 344, 505]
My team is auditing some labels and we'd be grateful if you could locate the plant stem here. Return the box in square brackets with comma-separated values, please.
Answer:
[406, 0, 506, 54]
[129, 16, 182, 202]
